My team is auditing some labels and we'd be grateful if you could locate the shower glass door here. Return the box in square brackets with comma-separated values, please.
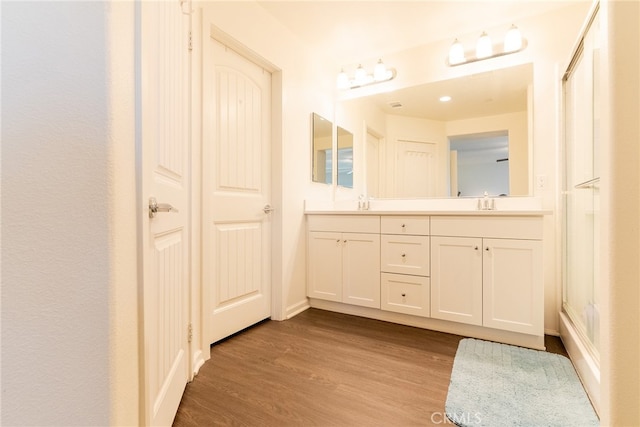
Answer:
[562, 11, 600, 359]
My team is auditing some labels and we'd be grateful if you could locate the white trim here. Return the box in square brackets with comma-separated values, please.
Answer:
[559, 311, 600, 416]
[191, 350, 206, 377]
[286, 300, 311, 319]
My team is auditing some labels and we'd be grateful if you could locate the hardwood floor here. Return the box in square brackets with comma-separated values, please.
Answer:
[173, 308, 568, 427]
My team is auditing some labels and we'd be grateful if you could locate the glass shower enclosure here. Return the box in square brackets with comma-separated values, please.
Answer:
[562, 8, 600, 362]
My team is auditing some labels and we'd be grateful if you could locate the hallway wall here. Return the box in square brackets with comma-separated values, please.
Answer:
[1, 2, 113, 425]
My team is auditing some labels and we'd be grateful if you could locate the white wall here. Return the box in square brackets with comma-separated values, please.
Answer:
[1, 2, 112, 425]
[600, 0, 640, 424]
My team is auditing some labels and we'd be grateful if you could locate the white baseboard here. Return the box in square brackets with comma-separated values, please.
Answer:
[559, 311, 600, 416]
[285, 299, 310, 319]
[191, 349, 206, 378]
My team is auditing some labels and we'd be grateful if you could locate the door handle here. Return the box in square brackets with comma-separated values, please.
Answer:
[149, 197, 178, 218]
[263, 204, 275, 214]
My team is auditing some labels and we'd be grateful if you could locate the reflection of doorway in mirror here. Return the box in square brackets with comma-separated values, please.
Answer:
[449, 131, 509, 197]
[396, 140, 437, 198]
[366, 130, 381, 198]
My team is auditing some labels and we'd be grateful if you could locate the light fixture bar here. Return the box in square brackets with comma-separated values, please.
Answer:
[337, 59, 397, 90]
[446, 26, 527, 67]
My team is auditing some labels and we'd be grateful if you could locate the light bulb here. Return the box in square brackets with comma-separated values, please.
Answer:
[476, 32, 493, 59]
[337, 69, 349, 90]
[504, 24, 522, 52]
[448, 39, 465, 65]
[374, 59, 387, 81]
[354, 64, 367, 85]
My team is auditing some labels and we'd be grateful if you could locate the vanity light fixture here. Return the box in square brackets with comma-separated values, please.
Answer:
[447, 25, 527, 67]
[337, 59, 397, 90]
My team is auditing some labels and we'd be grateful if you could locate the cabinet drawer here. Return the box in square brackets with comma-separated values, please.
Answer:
[381, 235, 429, 276]
[381, 216, 429, 235]
[307, 215, 380, 233]
[430, 216, 542, 240]
[381, 273, 430, 317]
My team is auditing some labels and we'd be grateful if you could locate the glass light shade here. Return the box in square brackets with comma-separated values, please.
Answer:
[504, 25, 523, 52]
[448, 39, 465, 65]
[374, 59, 387, 81]
[476, 32, 493, 59]
[354, 64, 367, 85]
[337, 69, 349, 90]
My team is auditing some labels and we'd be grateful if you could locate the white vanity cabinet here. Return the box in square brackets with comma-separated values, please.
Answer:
[307, 215, 381, 308]
[305, 210, 546, 349]
[380, 216, 430, 317]
[430, 216, 543, 336]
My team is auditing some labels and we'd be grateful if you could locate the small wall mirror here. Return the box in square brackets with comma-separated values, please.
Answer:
[312, 113, 333, 184]
[337, 126, 354, 188]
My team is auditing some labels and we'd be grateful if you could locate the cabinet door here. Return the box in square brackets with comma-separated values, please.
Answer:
[307, 231, 343, 302]
[483, 238, 543, 335]
[342, 233, 381, 308]
[431, 236, 483, 325]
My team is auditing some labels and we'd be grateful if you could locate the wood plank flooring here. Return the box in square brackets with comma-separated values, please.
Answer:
[173, 308, 568, 427]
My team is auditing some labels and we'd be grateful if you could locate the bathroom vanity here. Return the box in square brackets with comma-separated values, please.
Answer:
[305, 199, 549, 350]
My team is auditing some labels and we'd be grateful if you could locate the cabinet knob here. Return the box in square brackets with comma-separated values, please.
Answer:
[401, 253, 406, 258]
[344, 240, 347, 243]
[474, 246, 479, 250]
[485, 247, 490, 251]
[336, 239, 341, 243]
[401, 293, 406, 297]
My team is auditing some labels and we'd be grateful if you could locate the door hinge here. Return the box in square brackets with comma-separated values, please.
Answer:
[188, 31, 193, 52]
[187, 323, 193, 343]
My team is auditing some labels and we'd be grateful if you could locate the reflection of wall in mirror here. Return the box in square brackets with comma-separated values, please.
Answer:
[447, 111, 528, 196]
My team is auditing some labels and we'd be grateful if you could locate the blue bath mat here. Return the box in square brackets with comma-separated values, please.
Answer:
[445, 338, 599, 427]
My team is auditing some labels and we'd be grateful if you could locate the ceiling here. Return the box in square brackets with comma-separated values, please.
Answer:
[256, 1, 582, 64]
[256, 1, 581, 120]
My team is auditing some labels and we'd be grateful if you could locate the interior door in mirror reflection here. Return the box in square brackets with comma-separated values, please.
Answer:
[396, 140, 437, 197]
[312, 113, 333, 185]
[337, 126, 354, 188]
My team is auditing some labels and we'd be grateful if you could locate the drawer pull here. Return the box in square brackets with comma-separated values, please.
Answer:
[401, 224, 406, 229]
[401, 293, 406, 297]
[401, 253, 406, 258]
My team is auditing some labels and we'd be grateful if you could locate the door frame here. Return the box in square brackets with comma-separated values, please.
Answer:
[190, 7, 284, 371]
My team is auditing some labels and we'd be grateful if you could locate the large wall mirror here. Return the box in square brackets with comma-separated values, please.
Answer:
[338, 63, 533, 198]
[311, 113, 333, 184]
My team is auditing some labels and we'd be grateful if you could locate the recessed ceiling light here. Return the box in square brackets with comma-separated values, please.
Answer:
[439, 96, 452, 102]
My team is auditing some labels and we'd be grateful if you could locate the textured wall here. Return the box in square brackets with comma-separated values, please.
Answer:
[1, 2, 110, 425]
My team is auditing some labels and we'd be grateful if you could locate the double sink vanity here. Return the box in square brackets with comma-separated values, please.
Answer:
[305, 197, 549, 350]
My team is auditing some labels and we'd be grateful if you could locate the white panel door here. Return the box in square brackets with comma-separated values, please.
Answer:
[342, 233, 381, 308]
[483, 238, 543, 335]
[430, 236, 483, 326]
[140, 1, 191, 425]
[203, 29, 272, 343]
[397, 140, 437, 197]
